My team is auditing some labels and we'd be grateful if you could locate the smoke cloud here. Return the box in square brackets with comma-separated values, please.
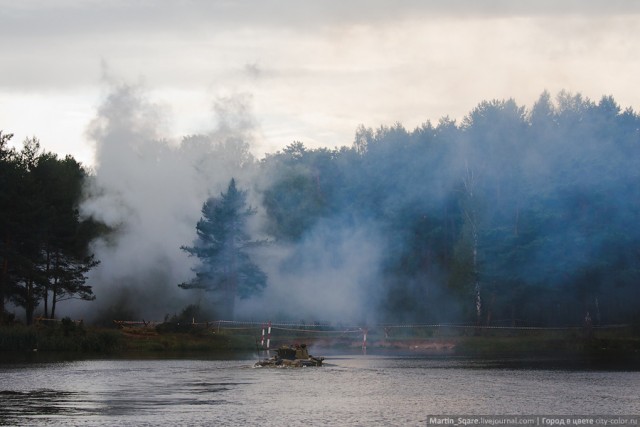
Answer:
[237, 218, 385, 324]
[78, 83, 258, 321]
[78, 82, 384, 324]
[73, 82, 640, 328]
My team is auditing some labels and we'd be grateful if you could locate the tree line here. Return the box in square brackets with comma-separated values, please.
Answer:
[0, 133, 101, 324]
[183, 91, 640, 327]
[2, 90, 639, 327]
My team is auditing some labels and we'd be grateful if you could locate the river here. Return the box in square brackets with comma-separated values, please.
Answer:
[1, 354, 638, 426]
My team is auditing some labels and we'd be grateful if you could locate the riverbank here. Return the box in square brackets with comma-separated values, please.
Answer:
[0, 323, 253, 354]
[1, 323, 639, 367]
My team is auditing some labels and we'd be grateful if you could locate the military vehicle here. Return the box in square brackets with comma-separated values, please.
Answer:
[255, 343, 324, 367]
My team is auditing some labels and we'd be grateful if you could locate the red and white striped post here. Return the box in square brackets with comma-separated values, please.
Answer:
[260, 323, 265, 348]
[362, 328, 368, 354]
[266, 321, 272, 351]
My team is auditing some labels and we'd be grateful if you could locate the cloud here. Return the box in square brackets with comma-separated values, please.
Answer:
[3, 1, 638, 41]
[2, 0, 640, 164]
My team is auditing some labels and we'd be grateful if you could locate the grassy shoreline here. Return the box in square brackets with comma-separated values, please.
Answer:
[1, 324, 639, 367]
[0, 324, 255, 354]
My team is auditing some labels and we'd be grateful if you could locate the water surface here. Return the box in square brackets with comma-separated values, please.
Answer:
[1, 355, 638, 426]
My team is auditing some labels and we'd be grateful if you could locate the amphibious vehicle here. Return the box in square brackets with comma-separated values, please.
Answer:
[255, 344, 324, 367]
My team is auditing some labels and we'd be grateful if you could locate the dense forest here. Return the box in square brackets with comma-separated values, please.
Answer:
[1, 90, 640, 327]
[253, 91, 640, 327]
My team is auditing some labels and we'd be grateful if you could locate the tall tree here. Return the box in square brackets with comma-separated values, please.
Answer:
[260, 142, 336, 241]
[5, 137, 45, 325]
[0, 130, 20, 320]
[180, 178, 266, 319]
[30, 153, 99, 318]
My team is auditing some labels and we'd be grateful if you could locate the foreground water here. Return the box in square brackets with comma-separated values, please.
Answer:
[1, 355, 639, 426]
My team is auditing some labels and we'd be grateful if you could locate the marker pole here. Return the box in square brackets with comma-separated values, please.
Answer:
[267, 321, 272, 350]
[362, 328, 368, 354]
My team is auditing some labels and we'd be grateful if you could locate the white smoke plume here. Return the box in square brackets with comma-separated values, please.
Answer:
[238, 219, 385, 325]
[79, 83, 257, 321]
[71, 79, 389, 326]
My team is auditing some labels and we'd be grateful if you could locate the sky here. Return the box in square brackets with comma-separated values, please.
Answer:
[1, 0, 640, 166]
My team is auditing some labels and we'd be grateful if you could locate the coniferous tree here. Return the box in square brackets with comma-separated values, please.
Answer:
[180, 178, 266, 319]
[0, 130, 21, 320]
[31, 153, 99, 318]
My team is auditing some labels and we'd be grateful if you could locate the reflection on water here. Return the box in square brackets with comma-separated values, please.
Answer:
[1, 356, 639, 426]
[0, 389, 89, 417]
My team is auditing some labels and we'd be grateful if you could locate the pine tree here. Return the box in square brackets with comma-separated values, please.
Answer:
[180, 178, 266, 319]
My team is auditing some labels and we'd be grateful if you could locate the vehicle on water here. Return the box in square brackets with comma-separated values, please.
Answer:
[255, 343, 325, 367]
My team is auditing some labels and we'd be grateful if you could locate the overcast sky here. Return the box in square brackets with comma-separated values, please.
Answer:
[1, 0, 639, 165]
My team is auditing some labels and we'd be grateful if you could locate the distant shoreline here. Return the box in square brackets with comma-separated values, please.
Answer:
[1, 324, 639, 369]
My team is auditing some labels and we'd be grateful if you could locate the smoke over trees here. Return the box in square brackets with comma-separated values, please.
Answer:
[252, 91, 640, 326]
[1, 89, 639, 327]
